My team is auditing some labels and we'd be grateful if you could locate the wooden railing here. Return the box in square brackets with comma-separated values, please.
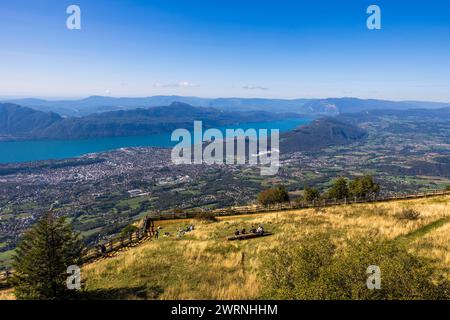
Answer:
[148, 189, 450, 219]
[1, 189, 449, 287]
[81, 229, 149, 264]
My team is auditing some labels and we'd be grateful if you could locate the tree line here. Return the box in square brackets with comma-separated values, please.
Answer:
[258, 175, 381, 207]
[5, 175, 448, 299]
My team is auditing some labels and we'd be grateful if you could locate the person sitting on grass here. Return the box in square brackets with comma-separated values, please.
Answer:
[241, 228, 246, 234]
[234, 229, 240, 236]
[256, 225, 264, 235]
[250, 225, 257, 233]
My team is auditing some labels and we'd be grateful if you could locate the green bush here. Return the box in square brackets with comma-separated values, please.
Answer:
[195, 211, 218, 223]
[261, 234, 449, 300]
[258, 185, 290, 207]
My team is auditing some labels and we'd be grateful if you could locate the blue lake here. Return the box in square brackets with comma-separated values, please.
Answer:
[0, 118, 310, 164]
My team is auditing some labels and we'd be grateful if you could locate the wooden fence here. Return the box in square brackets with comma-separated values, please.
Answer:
[1, 189, 449, 287]
[148, 189, 450, 219]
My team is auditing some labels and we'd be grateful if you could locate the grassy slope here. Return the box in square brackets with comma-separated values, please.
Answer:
[2, 195, 449, 300]
[80, 195, 450, 299]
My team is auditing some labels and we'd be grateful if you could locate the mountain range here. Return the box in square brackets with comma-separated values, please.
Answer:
[0, 102, 302, 141]
[2, 99, 448, 152]
[0, 100, 371, 153]
[3, 96, 450, 117]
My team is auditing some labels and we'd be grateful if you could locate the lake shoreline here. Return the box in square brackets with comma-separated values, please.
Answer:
[0, 118, 311, 164]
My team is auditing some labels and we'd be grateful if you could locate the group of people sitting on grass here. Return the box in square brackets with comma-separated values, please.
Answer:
[234, 225, 264, 236]
[178, 224, 195, 237]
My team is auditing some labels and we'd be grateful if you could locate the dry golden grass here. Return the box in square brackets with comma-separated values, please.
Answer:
[0, 289, 15, 300]
[410, 222, 450, 279]
[79, 195, 449, 300]
[2, 195, 448, 300]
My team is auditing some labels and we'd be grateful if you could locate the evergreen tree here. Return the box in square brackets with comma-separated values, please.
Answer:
[302, 185, 321, 202]
[349, 175, 380, 198]
[12, 212, 84, 300]
[327, 177, 349, 200]
[274, 185, 290, 203]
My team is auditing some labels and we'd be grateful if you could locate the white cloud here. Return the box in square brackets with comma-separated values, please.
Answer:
[154, 81, 199, 88]
[242, 85, 268, 91]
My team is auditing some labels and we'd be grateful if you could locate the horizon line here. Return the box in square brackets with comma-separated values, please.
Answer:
[1, 95, 450, 105]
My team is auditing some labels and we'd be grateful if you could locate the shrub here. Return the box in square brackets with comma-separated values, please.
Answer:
[258, 185, 290, 207]
[395, 208, 421, 221]
[195, 211, 218, 223]
[446, 185, 450, 191]
[261, 234, 449, 300]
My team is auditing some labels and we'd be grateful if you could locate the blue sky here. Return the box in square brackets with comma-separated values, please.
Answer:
[1, 0, 450, 101]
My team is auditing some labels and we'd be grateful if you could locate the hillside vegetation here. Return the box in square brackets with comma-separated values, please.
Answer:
[80, 195, 449, 299]
[2, 195, 449, 300]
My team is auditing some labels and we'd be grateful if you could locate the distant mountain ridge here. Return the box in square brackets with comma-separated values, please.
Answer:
[0, 103, 62, 138]
[280, 117, 368, 152]
[3, 96, 450, 117]
[0, 102, 302, 141]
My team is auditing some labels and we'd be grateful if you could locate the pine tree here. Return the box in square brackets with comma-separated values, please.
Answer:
[349, 175, 380, 198]
[12, 212, 84, 300]
[327, 177, 349, 200]
[274, 185, 290, 203]
[302, 185, 321, 202]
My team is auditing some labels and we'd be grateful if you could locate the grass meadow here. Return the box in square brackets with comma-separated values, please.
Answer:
[77, 195, 450, 300]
